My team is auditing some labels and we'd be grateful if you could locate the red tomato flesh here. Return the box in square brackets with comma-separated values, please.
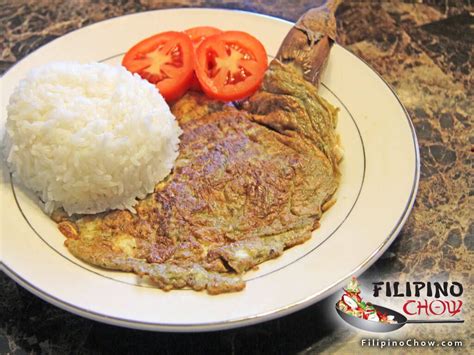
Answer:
[184, 26, 223, 91]
[195, 31, 268, 101]
[122, 31, 194, 101]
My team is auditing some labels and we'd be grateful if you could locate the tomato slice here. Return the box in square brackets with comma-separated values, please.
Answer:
[122, 31, 194, 102]
[184, 26, 223, 48]
[184, 26, 223, 91]
[195, 31, 268, 101]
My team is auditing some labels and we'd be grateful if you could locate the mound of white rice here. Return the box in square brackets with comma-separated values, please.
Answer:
[4, 62, 182, 215]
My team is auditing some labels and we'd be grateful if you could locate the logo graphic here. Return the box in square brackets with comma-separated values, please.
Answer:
[335, 277, 464, 333]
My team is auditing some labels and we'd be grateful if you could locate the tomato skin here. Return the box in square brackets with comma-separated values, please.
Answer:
[123, 29, 268, 102]
[184, 26, 223, 48]
[122, 31, 195, 102]
[184, 26, 223, 91]
[195, 31, 268, 101]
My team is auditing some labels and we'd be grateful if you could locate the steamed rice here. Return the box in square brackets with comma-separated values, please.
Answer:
[3, 62, 182, 215]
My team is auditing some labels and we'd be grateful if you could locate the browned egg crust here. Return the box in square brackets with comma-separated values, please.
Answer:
[56, 61, 340, 294]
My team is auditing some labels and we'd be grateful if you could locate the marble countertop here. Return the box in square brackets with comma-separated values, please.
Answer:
[1, 0, 472, 353]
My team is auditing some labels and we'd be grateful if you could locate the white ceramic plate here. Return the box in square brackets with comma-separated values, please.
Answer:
[0, 9, 419, 332]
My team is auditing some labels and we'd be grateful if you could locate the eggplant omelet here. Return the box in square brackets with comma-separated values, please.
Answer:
[55, 3, 342, 294]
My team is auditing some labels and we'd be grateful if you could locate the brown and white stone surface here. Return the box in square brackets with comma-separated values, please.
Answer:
[1, 0, 472, 353]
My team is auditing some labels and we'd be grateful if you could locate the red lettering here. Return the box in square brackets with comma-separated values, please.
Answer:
[429, 300, 446, 316]
[403, 299, 463, 317]
[446, 300, 463, 317]
[417, 299, 429, 316]
[403, 300, 417, 315]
